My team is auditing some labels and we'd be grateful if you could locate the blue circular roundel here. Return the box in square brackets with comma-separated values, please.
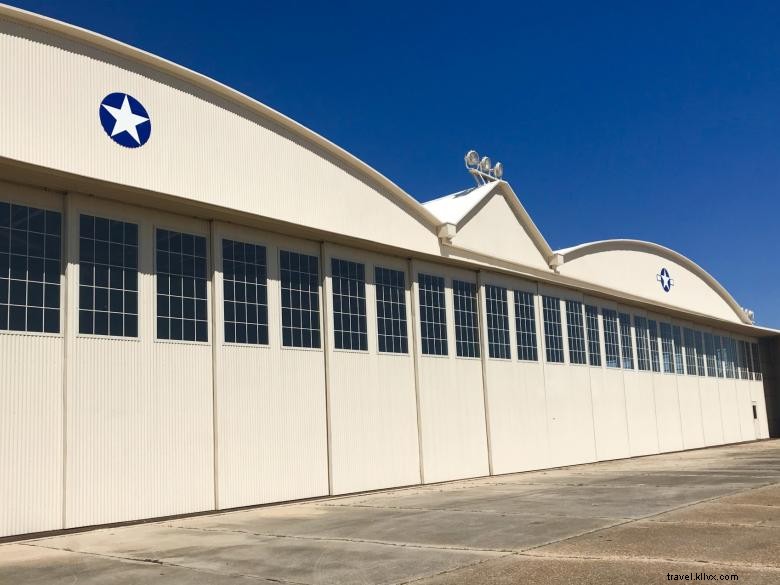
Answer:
[99, 93, 151, 148]
[658, 267, 673, 292]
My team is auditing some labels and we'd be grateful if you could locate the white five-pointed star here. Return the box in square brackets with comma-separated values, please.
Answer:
[102, 95, 148, 144]
[658, 270, 673, 290]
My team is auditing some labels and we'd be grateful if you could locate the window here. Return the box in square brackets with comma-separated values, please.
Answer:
[738, 340, 749, 380]
[542, 296, 564, 363]
[744, 341, 755, 381]
[704, 333, 717, 377]
[603, 309, 621, 368]
[751, 343, 762, 381]
[79, 215, 137, 337]
[452, 279, 479, 358]
[634, 316, 650, 371]
[694, 331, 705, 376]
[585, 305, 602, 366]
[618, 312, 634, 369]
[566, 300, 587, 365]
[419, 273, 448, 356]
[223, 239, 268, 345]
[280, 250, 320, 348]
[659, 323, 675, 374]
[375, 267, 408, 354]
[672, 326, 685, 374]
[683, 328, 697, 375]
[331, 258, 367, 351]
[514, 290, 538, 361]
[648, 320, 660, 372]
[713, 335, 724, 378]
[724, 337, 736, 379]
[0, 202, 61, 333]
[156, 229, 208, 342]
[485, 285, 510, 359]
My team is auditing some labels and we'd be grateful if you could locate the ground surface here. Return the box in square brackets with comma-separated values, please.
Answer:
[2, 440, 780, 585]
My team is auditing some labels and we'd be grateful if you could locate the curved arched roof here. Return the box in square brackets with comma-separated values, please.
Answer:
[556, 239, 752, 324]
[0, 3, 441, 229]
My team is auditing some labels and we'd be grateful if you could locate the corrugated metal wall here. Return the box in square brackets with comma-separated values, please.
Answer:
[0, 181, 770, 538]
[64, 194, 215, 528]
[212, 223, 328, 509]
[0, 184, 63, 537]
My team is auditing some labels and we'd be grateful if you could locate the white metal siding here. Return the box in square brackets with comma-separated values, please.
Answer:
[64, 195, 214, 528]
[0, 184, 64, 537]
[324, 245, 420, 495]
[212, 225, 328, 509]
[413, 261, 489, 484]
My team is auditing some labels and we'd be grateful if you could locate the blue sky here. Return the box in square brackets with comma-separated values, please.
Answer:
[9, 1, 780, 328]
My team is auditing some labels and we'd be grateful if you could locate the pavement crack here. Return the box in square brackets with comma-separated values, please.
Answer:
[161, 523, 506, 554]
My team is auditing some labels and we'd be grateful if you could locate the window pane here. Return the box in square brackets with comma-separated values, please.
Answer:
[648, 320, 660, 372]
[485, 285, 510, 359]
[751, 342, 762, 381]
[542, 296, 564, 363]
[603, 309, 620, 368]
[660, 322, 675, 374]
[515, 290, 538, 362]
[156, 228, 208, 342]
[585, 305, 601, 366]
[452, 280, 480, 358]
[331, 258, 367, 351]
[672, 326, 685, 374]
[419, 273, 448, 356]
[683, 328, 697, 375]
[737, 340, 749, 380]
[280, 250, 320, 348]
[0, 203, 61, 333]
[79, 214, 138, 338]
[618, 312, 634, 369]
[634, 316, 650, 371]
[565, 300, 586, 365]
[723, 337, 736, 379]
[222, 240, 267, 346]
[375, 267, 408, 354]
[694, 331, 706, 376]
[704, 332, 717, 377]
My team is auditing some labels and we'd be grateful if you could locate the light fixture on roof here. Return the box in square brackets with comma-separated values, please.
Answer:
[463, 150, 504, 185]
[464, 150, 480, 168]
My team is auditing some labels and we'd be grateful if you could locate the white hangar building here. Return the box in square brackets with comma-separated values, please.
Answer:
[1, 4, 778, 539]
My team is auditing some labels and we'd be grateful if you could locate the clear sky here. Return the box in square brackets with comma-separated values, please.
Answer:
[8, 1, 780, 328]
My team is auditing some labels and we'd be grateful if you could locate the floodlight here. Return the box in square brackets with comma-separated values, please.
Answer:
[464, 150, 480, 168]
[479, 156, 491, 172]
[493, 162, 503, 179]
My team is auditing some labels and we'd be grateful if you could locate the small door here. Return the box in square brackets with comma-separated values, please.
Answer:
[752, 401, 760, 439]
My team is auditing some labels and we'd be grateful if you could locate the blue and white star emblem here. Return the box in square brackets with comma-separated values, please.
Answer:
[657, 267, 674, 292]
[99, 93, 151, 148]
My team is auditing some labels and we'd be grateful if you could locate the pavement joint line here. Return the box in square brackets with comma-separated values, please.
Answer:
[507, 480, 774, 557]
[648, 518, 780, 528]
[515, 550, 780, 572]
[159, 522, 512, 555]
[16, 541, 296, 584]
[395, 553, 517, 585]
[317, 502, 632, 521]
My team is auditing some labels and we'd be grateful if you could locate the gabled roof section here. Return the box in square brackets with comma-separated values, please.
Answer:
[422, 182, 496, 226]
[0, 3, 441, 231]
[556, 239, 753, 325]
[424, 180, 555, 269]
